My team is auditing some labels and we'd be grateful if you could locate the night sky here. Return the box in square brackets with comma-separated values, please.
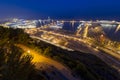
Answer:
[0, 0, 120, 20]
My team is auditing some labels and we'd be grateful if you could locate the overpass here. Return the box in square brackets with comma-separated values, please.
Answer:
[30, 36, 74, 51]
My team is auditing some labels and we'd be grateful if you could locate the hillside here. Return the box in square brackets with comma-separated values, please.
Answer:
[0, 26, 120, 80]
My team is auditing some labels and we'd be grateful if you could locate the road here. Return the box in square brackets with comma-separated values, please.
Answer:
[17, 44, 79, 80]
[25, 28, 120, 72]
[31, 36, 74, 51]
[32, 35, 120, 72]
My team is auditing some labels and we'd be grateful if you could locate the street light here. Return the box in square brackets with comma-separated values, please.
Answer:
[27, 50, 30, 53]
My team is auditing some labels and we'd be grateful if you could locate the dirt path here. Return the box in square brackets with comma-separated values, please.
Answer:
[17, 44, 79, 80]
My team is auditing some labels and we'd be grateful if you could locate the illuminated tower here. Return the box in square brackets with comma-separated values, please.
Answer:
[115, 24, 120, 33]
[61, 20, 65, 24]
[47, 16, 51, 23]
[76, 27, 82, 36]
[70, 20, 75, 27]
[76, 23, 83, 36]
[83, 23, 89, 38]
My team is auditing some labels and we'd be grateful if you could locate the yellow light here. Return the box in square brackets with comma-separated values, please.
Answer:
[27, 50, 30, 53]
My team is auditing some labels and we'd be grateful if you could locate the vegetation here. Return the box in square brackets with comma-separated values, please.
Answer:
[0, 26, 120, 80]
[28, 39, 120, 80]
[0, 27, 30, 44]
[0, 43, 33, 80]
[0, 26, 46, 80]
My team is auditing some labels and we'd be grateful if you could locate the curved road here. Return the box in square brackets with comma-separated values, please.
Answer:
[17, 44, 79, 80]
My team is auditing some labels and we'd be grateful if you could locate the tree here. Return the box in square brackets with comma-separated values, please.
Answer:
[0, 43, 35, 80]
[43, 47, 52, 56]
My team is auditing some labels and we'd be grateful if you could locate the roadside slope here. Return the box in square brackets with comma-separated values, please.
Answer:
[17, 44, 79, 80]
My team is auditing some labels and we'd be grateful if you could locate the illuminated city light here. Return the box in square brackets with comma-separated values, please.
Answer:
[27, 50, 31, 53]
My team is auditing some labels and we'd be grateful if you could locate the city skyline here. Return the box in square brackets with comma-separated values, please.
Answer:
[0, 1, 120, 80]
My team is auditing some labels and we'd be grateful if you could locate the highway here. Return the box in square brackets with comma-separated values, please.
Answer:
[86, 44, 120, 72]
[30, 36, 74, 51]
[26, 28, 120, 72]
